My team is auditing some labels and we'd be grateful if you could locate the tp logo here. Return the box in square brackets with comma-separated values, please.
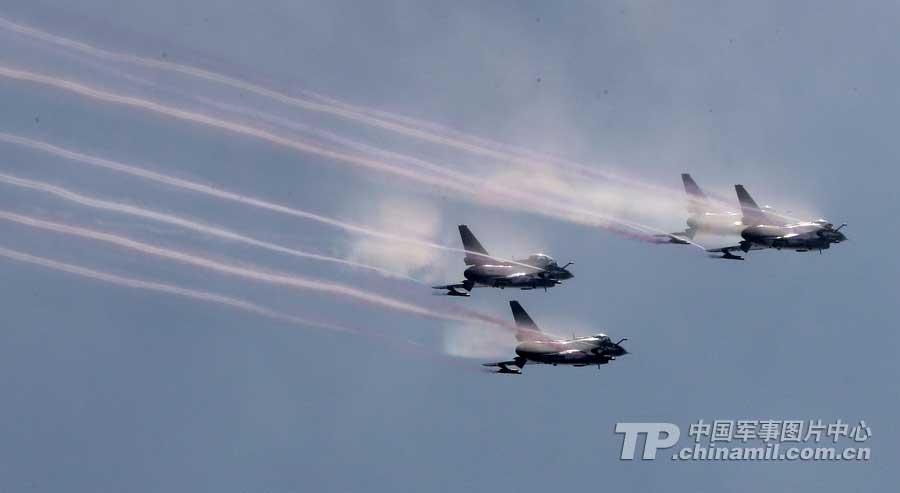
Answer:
[616, 423, 681, 460]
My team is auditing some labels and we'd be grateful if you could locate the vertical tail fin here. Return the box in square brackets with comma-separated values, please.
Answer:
[681, 173, 710, 214]
[459, 225, 491, 265]
[735, 185, 771, 225]
[510, 301, 544, 341]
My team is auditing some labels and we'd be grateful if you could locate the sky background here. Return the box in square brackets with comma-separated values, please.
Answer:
[0, 1, 897, 491]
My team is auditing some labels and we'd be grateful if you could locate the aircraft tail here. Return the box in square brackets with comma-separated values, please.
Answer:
[459, 225, 491, 265]
[682, 173, 710, 214]
[735, 185, 772, 226]
[510, 301, 545, 341]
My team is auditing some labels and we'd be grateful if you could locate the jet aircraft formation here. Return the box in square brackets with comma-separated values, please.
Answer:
[434, 175, 847, 374]
[658, 174, 848, 259]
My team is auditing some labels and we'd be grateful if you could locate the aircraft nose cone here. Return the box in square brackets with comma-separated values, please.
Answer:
[605, 345, 627, 357]
[559, 269, 574, 280]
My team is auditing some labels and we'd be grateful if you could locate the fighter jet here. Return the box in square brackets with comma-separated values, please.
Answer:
[432, 225, 573, 297]
[483, 301, 628, 374]
[656, 173, 744, 244]
[707, 185, 848, 260]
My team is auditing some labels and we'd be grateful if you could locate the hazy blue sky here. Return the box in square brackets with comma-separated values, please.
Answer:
[0, 1, 896, 491]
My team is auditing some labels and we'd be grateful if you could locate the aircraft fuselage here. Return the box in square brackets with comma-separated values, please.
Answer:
[514, 337, 627, 366]
[741, 223, 847, 252]
[463, 261, 571, 290]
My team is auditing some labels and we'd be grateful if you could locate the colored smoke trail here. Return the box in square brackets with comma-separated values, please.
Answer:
[0, 15, 678, 196]
[0, 66, 466, 191]
[0, 62, 704, 244]
[0, 17, 752, 242]
[0, 134, 617, 267]
[0, 246, 507, 367]
[0, 68, 630, 239]
[0, 172, 421, 282]
[0, 17, 596, 174]
[58, 35, 699, 238]
[0, 245, 364, 336]
[0, 116, 668, 250]
[0, 210, 497, 326]
[188, 97, 675, 242]
[6, 60, 619, 247]
[0, 133, 457, 253]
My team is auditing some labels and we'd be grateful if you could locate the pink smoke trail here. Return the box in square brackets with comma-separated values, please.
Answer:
[4, 14, 763, 228]
[0, 172, 422, 281]
[0, 244, 467, 359]
[190, 97, 703, 246]
[0, 245, 502, 369]
[0, 133, 456, 252]
[0, 15, 678, 196]
[0, 67, 689, 243]
[0, 244, 366, 335]
[0, 66, 471, 191]
[0, 210, 512, 327]
[2, 68, 643, 247]
[0, 134, 615, 266]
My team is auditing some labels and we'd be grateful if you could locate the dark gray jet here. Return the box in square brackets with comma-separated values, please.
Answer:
[707, 185, 848, 260]
[432, 225, 573, 297]
[483, 301, 628, 374]
[656, 173, 745, 244]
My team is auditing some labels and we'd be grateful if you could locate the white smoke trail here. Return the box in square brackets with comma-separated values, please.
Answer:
[0, 210, 509, 326]
[0, 245, 496, 368]
[0, 17, 628, 182]
[441, 322, 514, 359]
[0, 67, 704, 245]
[0, 19, 710, 231]
[0, 244, 366, 335]
[0, 172, 421, 281]
[0, 133, 456, 252]
[0, 66, 471, 191]
[191, 96, 682, 240]
[0, 18, 743, 234]
[0, 68, 562, 230]
[192, 96, 711, 248]
[45, 35, 701, 235]
[193, 97, 682, 240]
[0, 134, 603, 266]
[0, 15, 680, 196]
